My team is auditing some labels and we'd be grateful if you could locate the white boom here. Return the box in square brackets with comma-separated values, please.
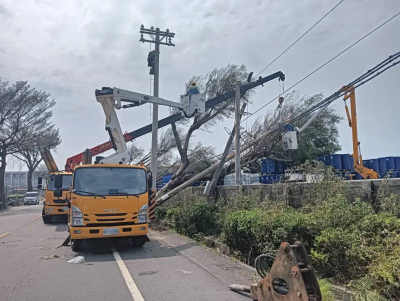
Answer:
[94, 87, 205, 164]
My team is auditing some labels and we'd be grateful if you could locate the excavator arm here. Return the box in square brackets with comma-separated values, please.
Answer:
[65, 71, 285, 170]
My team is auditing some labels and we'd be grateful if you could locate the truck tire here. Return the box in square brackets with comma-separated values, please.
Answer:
[131, 236, 147, 248]
[71, 239, 84, 252]
[42, 208, 53, 224]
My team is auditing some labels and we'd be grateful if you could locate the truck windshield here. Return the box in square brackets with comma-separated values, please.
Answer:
[73, 167, 147, 196]
[47, 175, 72, 191]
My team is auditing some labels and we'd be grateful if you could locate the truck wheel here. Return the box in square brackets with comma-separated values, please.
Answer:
[42, 208, 53, 224]
[71, 239, 84, 252]
[131, 236, 146, 248]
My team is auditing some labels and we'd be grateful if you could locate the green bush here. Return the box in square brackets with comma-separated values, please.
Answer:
[167, 201, 221, 238]
[156, 176, 400, 299]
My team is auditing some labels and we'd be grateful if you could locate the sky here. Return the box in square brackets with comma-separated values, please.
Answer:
[1, 0, 400, 171]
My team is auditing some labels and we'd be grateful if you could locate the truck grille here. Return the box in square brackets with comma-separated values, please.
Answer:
[94, 213, 128, 217]
[84, 212, 137, 225]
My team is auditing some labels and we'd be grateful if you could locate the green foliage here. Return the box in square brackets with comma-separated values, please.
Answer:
[318, 279, 336, 301]
[158, 168, 400, 299]
[154, 206, 167, 221]
[167, 201, 221, 238]
[8, 194, 24, 198]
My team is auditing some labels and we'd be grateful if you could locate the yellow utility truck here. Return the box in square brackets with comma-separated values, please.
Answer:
[60, 85, 205, 251]
[39, 148, 72, 224]
[56, 164, 149, 251]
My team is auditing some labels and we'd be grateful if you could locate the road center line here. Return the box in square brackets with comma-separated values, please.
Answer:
[31, 215, 41, 221]
[113, 251, 145, 301]
[0, 232, 10, 239]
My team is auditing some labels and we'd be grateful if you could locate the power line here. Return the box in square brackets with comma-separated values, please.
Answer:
[255, 0, 345, 78]
[242, 11, 400, 124]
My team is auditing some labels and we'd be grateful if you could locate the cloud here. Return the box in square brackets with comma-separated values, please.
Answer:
[1, 0, 400, 170]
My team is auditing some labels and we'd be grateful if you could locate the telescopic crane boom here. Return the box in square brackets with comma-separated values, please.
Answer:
[65, 72, 285, 170]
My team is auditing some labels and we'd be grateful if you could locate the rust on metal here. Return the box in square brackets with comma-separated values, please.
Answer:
[250, 241, 321, 301]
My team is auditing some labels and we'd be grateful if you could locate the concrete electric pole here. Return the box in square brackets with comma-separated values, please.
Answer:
[234, 83, 241, 185]
[140, 25, 175, 189]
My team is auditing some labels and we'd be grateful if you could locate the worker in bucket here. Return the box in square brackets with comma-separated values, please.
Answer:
[187, 82, 200, 95]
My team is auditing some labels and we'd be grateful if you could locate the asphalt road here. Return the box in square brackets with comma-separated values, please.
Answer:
[0, 204, 258, 301]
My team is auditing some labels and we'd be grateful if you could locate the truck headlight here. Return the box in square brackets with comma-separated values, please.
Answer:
[71, 206, 84, 226]
[138, 204, 148, 224]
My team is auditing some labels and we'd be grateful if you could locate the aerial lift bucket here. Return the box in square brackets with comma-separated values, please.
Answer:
[230, 241, 321, 301]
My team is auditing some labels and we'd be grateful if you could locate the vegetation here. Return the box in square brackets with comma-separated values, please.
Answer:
[0, 79, 57, 208]
[157, 164, 400, 300]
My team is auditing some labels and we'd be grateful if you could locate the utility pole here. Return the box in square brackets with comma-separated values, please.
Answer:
[234, 83, 241, 185]
[140, 25, 175, 189]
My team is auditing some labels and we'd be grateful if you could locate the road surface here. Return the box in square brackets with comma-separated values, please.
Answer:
[0, 204, 258, 301]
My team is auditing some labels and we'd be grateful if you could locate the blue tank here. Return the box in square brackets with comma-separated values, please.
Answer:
[395, 157, 400, 170]
[162, 174, 173, 184]
[324, 155, 332, 166]
[385, 157, 396, 170]
[362, 160, 369, 168]
[369, 159, 379, 172]
[330, 154, 342, 169]
[266, 175, 273, 184]
[341, 154, 352, 170]
[317, 155, 324, 162]
[261, 175, 267, 184]
[378, 158, 387, 173]
[355, 172, 363, 180]
[261, 158, 276, 173]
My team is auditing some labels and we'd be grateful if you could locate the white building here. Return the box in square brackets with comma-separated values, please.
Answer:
[4, 171, 42, 189]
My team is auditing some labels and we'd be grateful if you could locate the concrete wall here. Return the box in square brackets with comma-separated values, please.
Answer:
[187, 178, 400, 205]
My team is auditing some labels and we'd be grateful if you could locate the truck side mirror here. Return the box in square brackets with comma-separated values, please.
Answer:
[54, 189, 62, 198]
[38, 177, 43, 185]
[54, 174, 63, 189]
[148, 173, 153, 189]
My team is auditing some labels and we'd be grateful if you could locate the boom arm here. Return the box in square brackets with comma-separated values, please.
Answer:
[65, 71, 285, 170]
[95, 89, 131, 164]
[342, 86, 378, 179]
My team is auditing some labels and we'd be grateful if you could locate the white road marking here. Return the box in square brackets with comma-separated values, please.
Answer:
[113, 251, 145, 301]
[0, 232, 10, 239]
[31, 215, 41, 221]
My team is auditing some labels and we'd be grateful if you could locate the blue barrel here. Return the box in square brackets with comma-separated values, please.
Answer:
[379, 172, 387, 178]
[369, 159, 379, 172]
[395, 157, 400, 170]
[317, 155, 324, 162]
[330, 154, 342, 169]
[266, 175, 274, 184]
[396, 171, 400, 178]
[261, 175, 267, 184]
[267, 159, 276, 173]
[378, 158, 387, 173]
[162, 174, 173, 184]
[362, 160, 369, 168]
[324, 155, 332, 166]
[355, 172, 363, 180]
[261, 159, 267, 173]
[385, 157, 396, 170]
[272, 174, 281, 182]
[341, 154, 352, 170]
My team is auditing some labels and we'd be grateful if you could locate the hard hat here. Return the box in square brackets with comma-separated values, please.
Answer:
[191, 82, 196, 86]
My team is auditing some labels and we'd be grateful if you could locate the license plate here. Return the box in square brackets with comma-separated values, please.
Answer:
[62, 207, 68, 211]
[103, 228, 119, 236]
